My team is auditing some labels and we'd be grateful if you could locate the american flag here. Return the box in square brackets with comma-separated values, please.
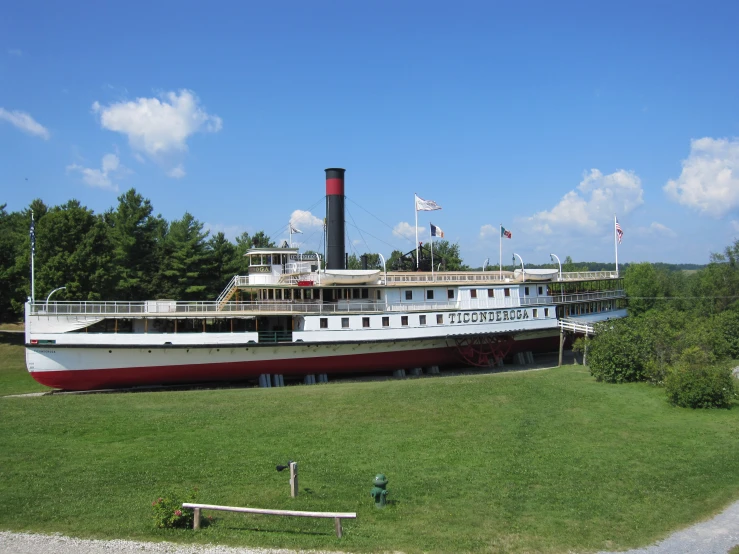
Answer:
[616, 219, 623, 244]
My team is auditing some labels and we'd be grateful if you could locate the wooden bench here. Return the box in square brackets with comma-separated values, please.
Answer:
[182, 502, 357, 538]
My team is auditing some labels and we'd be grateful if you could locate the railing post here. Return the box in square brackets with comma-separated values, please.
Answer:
[193, 507, 201, 530]
[335, 517, 343, 538]
[558, 328, 565, 367]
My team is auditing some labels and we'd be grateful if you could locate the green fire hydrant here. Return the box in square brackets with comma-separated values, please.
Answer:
[370, 473, 389, 508]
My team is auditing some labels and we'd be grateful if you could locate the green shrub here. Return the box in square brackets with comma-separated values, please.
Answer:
[587, 320, 648, 383]
[664, 348, 736, 409]
[644, 359, 669, 386]
[152, 488, 198, 529]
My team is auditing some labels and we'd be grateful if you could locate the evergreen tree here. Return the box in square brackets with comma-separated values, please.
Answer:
[155, 213, 211, 299]
[33, 200, 115, 301]
[206, 231, 239, 297]
[108, 189, 161, 300]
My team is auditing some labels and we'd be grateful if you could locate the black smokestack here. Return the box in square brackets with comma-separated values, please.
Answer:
[325, 168, 345, 270]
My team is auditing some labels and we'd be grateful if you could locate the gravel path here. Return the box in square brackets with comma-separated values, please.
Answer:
[594, 498, 739, 554]
[0, 532, 348, 554]
[2, 500, 739, 554]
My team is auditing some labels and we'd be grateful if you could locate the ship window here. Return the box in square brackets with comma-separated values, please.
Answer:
[320, 318, 328, 329]
[342, 317, 349, 328]
[419, 315, 426, 325]
[488, 289, 494, 297]
[448, 289, 454, 299]
[504, 288, 510, 297]
[538, 286, 543, 295]
[352, 288, 360, 299]
[426, 290, 434, 300]
[405, 290, 413, 300]
[362, 288, 369, 299]
[544, 308, 549, 317]
[470, 289, 477, 299]
[525, 287, 530, 296]
[437, 314, 443, 324]
[533, 309, 538, 318]
[376, 290, 382, 300]
[382, 316, 389, 327]
[401, 316, 408, 326]
[362, 317, 370, 328]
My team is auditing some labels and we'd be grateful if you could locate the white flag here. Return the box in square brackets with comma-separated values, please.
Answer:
[415, 194, 442, 211]
[289, 224, 302, 234]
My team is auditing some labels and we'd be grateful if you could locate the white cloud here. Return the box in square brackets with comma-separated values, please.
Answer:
[731, 220, 739, 233]
[166, 165, 186, 179]
[664, 137, 739, 217]
[92, 89, 222, 176]
[528, 169, 643, 234]
[635, 222, 677, 239]
[290, 210, 323, 230]
[0, 108, 50, 140]
[7, 48, 22, 57]
[204, 223, 247, 241]
[393, 221, 422, 241]
[648, 222, 677, 238]
[479, 224, 498, 239]
[66, 153, 125, 191]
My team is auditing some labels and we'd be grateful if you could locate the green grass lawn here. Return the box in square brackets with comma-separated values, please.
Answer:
[0, 332, 49, 396]
[1, 339, 738, 553]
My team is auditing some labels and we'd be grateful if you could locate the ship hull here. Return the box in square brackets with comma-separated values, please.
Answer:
[26, 334, 559, 391]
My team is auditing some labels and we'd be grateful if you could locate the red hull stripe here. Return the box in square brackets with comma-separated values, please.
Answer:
[326, 178, 344, 196]
[31, 346, 461, 391]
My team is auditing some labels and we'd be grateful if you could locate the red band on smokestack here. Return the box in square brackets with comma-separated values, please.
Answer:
[326, 178, 344, 196]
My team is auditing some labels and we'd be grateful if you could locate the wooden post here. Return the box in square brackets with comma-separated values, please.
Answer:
[583, 335, 589, 366]
[193, 507, 201, 530]
[558, 328, 565, 367]
[334, 517, 343, 538]
[289, 462, 298, 498]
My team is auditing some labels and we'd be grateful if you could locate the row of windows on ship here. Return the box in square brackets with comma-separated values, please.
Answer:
[317, 308, 551, 329]
[251, 285, 544, 302]
[76, 300, 623, 335]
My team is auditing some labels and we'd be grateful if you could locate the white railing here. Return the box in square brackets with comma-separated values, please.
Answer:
[217, 270, 619, 293]
[559, 271, 619, 280]
[551, 290, 625, 304]
[558, 318, 596, 335]
[382, 270, 619, 285]
[32, 301, 390, 316]
[385, 272, 512, 284]
[216, 276, 239, 305]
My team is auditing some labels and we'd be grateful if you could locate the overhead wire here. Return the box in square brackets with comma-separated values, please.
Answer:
[267, 195, 325, 241]
[345, 204, 372, 254]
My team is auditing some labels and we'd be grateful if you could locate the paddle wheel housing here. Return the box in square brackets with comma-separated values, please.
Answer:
[452, 335, 512, 367]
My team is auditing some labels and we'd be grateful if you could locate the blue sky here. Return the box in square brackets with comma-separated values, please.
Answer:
[2, 0, 739, 267]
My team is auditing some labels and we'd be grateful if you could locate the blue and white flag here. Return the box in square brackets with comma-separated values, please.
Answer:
[30, 214, 35, 254]
[430, 223, 444, 238]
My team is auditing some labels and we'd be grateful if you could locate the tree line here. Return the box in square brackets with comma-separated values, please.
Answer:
[585, 242, 739, 408]
[0, 190, 280, 321]
[0, 189, 470, 321]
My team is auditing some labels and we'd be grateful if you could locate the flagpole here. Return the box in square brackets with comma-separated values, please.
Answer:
[499, 223, 502, 279]
[289, 224, 292, 248]
[614, 214, 619, 278]
[31, 210, 35, 303]
[430, 225, 434, 280]
[414, 194, 419, 269]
